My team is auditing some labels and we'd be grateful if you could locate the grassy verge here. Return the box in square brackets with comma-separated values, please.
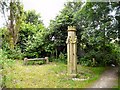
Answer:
[4, 60, 105, 88]
[1, 59, 15, 88]
[0, 49, 15, 88]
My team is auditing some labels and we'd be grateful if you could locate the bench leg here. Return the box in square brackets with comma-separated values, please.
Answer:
[45, 57, 49, 64]
[24, 58, 28, 65]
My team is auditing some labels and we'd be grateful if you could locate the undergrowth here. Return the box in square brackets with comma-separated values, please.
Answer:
[0, 49, 15, 88]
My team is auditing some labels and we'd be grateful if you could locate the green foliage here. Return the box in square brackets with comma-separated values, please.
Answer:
[0, 49, 15, 88]
[1, 1, 120, 67]
[2, 10, 48, 59]
[1, 27, 24, 59]
[49, 53, 67, 63]
[58, 53, 67, 63]
[48, 2, 119, 61]
[0, 0, 24, 49]
[79, 50, 98, 66]
[47, 2, 83, 58]
[79, 44, 120, 66]
[23, 27, 50, 58]
[3, 47, 24, 60]
[0, 49, 15, 65]
[24, 10, 43, 25]
[17, 10, 51, 58]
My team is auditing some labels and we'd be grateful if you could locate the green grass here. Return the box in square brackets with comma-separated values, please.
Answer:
[4, 60, 105, 88]
[112, 79, 119, 88]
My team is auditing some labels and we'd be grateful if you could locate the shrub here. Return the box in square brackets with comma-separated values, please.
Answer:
[79, 43, 120, 66]
[49, 53, 67, 63]
[79, 50, 98, 66]
[2, 46, 24, 60]
[58, 53, 67, 63]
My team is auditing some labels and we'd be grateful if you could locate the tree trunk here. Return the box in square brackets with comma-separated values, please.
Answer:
[9, 0, 15, 49]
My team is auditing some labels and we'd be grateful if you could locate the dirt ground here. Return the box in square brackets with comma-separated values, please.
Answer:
[90, 67, 118, 88]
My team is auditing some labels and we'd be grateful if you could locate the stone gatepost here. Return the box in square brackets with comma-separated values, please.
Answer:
[66, 26, 77, 77]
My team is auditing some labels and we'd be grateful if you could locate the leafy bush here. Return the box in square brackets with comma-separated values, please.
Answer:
[0, 49, 15, 68]
[3, 47, 24, 60]
[49, 53, 67, 63]
[79, 50, 98, 66]
[79, 44, 120, 66]
[58, 53, 67, 63]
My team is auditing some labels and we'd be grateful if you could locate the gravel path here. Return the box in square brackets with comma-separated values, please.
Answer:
[91, 67, 118, 88]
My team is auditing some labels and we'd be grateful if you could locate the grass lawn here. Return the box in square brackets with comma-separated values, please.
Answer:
[3, 60, 105, 88]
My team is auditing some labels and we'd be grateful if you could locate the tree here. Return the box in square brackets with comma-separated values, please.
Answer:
[48, 1, 120, 65]
[17, 10, 47, 58]
[48, 2, 83, 58]
[24, 10, 43, 25]
[74, 1, 120, 66]
[0, 0, 24, 49]
[114, 2, 120, 44]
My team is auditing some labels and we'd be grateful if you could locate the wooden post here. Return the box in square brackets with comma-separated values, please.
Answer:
[45, 57, 49, 64]
[66, 26, 77, 77]
[24, 57, 28, 65]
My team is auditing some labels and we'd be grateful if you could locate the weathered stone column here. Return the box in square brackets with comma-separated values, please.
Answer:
[66, 26, 77, 77]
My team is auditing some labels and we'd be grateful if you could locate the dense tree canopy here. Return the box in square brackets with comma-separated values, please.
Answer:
[47, 1, 120, 66]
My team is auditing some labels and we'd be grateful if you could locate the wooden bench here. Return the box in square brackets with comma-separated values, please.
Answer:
[24, 57, 49, 65]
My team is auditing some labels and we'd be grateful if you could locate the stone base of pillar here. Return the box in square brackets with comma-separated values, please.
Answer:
[67, 73, 77, 78]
